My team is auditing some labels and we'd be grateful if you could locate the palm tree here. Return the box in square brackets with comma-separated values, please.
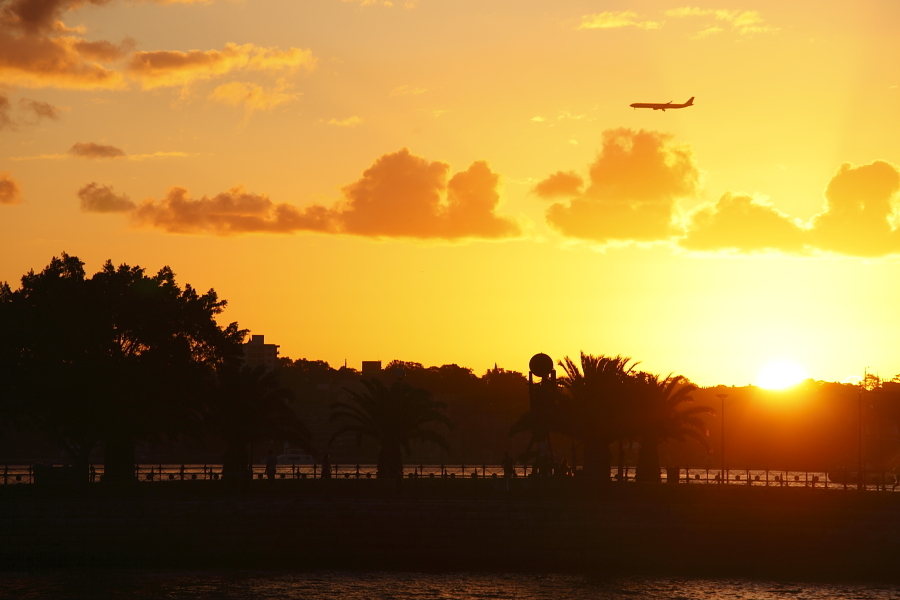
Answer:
[632, 373, 713, 483]
[208, 363, 311, 481]
[556, 353, 640, 479]
[330, 378, 452, 478]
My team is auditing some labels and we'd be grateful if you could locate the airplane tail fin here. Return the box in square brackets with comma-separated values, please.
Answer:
[686, 96, 694, 105]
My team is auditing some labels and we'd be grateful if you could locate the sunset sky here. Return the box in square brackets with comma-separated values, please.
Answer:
[2, 0, 899, 386]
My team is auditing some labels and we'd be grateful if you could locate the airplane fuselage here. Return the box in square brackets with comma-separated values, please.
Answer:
[630, 97, 694, 111]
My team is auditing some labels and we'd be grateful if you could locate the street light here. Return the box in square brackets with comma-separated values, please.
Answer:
[858, 367, 868, 492]
[716, 393, 729, 484]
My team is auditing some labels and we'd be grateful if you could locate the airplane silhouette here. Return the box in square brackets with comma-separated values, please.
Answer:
[630, 97, 694, 111]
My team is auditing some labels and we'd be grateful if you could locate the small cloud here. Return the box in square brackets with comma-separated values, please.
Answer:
[209, 80, 300, 113]
[390, 84, 426, 97]
[77, 182, 135, 213]
[557, 111, 587, 121]
[531, 116, 545, 122]
[577, 11, 660, 30]
[127, 43, 316, 89]
[129, 151, 191, 160]
[2, 0, 107, 35]
[19, 97, 61, 121]
[12, 148, 189, 161]
[690, 26, 723, 40]
[0, 172, 23, 205]
[0, 95, 12, 130]
[432, 109, 447, 118]
[72, 38, 135, 62]
[68, 141, 126, 159]
[533, 171, 584, 199]
[1, 94, 61, 129]
[342, 0, 396, 6]
[568, 139, 578, 145]
[327, 115, 362, 127]
[0, 30, 125, 90]
[666, 7, 778, 36]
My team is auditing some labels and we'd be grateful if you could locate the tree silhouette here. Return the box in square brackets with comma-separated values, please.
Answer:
[207, 362, 311, 481]
[632, 373, 712, 483]
[556, 353, 639, 479]
[0, 254, 244, 483]
[330, 378, 452, 478]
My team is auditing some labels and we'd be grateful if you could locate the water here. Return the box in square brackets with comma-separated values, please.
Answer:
[2, 571, 899, 600]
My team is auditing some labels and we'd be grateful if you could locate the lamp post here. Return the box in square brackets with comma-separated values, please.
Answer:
[716, 393, 729, 484]
[858, 368, 868, 491]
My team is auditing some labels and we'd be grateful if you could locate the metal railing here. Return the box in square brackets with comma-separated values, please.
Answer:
[3, 462, 899, 491]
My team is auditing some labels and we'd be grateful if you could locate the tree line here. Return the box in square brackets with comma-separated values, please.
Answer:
[0, 254, 309, 483]
[0, 254, 716, 483]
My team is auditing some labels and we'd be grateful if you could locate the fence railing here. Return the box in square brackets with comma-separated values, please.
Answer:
[3, 462, 899, 491]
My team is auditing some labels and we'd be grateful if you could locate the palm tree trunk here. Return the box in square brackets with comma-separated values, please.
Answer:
[222, 442, 249, 482]
[377, 443, 403, 478]
[617, 439, 626, 482]
[103, 433, 136, 483]
[635, 437, 661, 483]
[583, 441, 611, 480]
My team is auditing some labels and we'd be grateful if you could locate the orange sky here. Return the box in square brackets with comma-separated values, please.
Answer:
[2, 0, 899, 386]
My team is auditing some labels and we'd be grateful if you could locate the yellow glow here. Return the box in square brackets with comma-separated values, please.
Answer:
[756, 361, 808, 389]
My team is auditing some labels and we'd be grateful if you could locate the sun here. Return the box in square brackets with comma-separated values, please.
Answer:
[756, 360, 808, 389]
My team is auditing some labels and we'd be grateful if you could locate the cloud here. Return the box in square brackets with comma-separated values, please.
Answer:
[0, 95, 12, 129]
[690, 26, 723, 40]
[0, 172, 22, 205]
[389, 84, 426, 97]
[1, 0, 111, 35]
[676, 161, 900, 257]
[807, 161, 900, 257]
[577, 11, 660, 30]
[327, 115, 361, 127]
[131, 185, 336, 235]
[12, 148, 188, 161]
[332, 149, 519, 239]
[680, 193, 806, 253]
[533, 171, 584, 199]
[77, 182, 135, 212]
[68, 141, 126, 158]
[342, 0, 419, 7]
[209, 80, 299, 112]
[90, 149, 521, 240]
[0, 93, 59, 128]
[73, 37, 134, 61]
[19, 97, 60, 121]
[541, 128, 699, 243]
[0, 29, 124, 89]
[666, 7, 777, 36]
[127, 43, 316, 89]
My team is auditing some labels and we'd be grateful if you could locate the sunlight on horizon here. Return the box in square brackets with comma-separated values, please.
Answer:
[756, 360, 808, 389]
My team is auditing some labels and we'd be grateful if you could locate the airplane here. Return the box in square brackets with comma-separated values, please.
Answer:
[630, 97, 694, 111]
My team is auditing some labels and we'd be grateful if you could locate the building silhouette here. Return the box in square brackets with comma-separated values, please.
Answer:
[243, 334, 280, 372]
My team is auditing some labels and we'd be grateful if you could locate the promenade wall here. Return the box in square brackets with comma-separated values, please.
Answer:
[2, 481, 899, 580]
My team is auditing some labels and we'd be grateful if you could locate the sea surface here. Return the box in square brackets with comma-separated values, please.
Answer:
[2, 571, 899, 600]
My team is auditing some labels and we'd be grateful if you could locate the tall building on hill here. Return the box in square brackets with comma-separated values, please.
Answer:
[243, 334, 280, 372]
[361, 361, 382, 377]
